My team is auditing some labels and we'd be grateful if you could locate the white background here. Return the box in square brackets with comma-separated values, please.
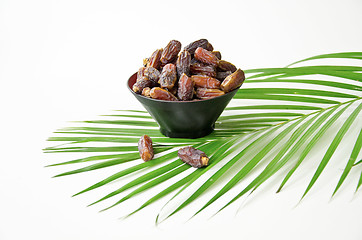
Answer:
[1, 0, 362, 239]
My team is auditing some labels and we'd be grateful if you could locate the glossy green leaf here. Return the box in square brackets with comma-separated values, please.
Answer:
[277, 102, 353, 192]
[72, 150, 180, 196]
[44, 52, 362, 221]
[237, 88, 358, 99]
[216, 113, 322, 213]
[333, 127, 362, 196]
[226, 105, 322, 111]
[245, 66, 362, 81]
[90, 159, 186, 207]
[233, 93, 340, 104]
[286, 52, 362, 67]
[302, 102, 362, 199]
[182, 119, 303, 219]
[246, 78, 362, 92]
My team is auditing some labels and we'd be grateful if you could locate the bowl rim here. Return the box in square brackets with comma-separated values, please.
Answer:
[127, 72, 241, 103]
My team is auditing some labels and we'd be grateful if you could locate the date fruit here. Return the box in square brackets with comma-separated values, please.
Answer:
[196, 88, 225, 99]
[191, 75, 221, 89]
[160, 40, 182, 66]
[178, 146, 209, 168]
[137, 67, 146, 80]
[142, 87, 151, 97]
[150, 87, 178, 101]
[176, 50, 191, 78]
[159, 63, 177, 90]
[190, 61, 216, 77]
[212, 51, 222, 60]
[133, 76, 157, 93]
[184, 39, 209, 55]
[217, 60, 237, 72]
[177, 73, 194, 101]
[221, 69, 245, 92]
[205, 42, 214, 51]
[194, 47, 219, 66]
[147, 48, 163, 70]
[144, 67, 160, 83]
[216, 71, 232, 81]
[133, 39, 244, 101]
[138, 135, 154, 162]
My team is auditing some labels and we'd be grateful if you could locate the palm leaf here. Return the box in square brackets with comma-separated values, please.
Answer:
[44, 52, 362, 222]
[333, 127, 362, 195]
[301, 102, 362, 199]
[286, 52, 362, 67]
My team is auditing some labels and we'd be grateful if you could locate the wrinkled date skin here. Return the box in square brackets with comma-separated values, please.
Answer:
[177, 73, 194, 101]
[144, 67, 160, 83]
[133, 76, 157, 93]
[160, 40, 182, 66]
[221, 68, 245, 92]
[138, 135, 154, 162]
[196, 88, 225, 99]
[212, 51, 222, 60]
[178, 146, 209, 168]
[184, 39, 209, 55]
[217, 60, 237, 72]
[191, 75, 221, 89]
[190, 61, 216, 77]
[147, 48, 163, 70]
[133, 39, 245, 102]
[137, 67, 146, 80]
[194, 47, 219, 66]
[205, 42, 214, 51]
[150, 87, 178, 101]
[176, 50, 191, 78]
[141, 87, 151, 97]
[216, 71, 232, 81]
[159, 63, 177, 90]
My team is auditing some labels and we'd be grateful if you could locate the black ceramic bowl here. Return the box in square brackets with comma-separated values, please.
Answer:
[127, 73, 240, 138]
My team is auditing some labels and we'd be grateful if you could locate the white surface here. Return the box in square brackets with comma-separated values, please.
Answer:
[1, 0, 362, 239]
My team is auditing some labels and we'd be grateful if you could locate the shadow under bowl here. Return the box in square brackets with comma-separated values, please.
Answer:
[127, 73, 240, 138]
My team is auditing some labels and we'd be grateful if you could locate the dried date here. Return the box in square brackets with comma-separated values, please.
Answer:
[194, 47, 219, 66]
[133, 76, 157, 93]
[212, 51, 222, 60]
[138, 135, 154, 162]
[191, 75, 221, 89]
[147, 48, 163, 70]
[221, 69, 245, 92]
[190, 61, 216, 77]
[144, 67, 160, 83]
[177, 73, 194, 101]
[137, 67, 146, 80]
[205, 42, 214, 51]
[150, 87, 178, 101]
[178, 146, 209, 168]
[184, 39, 209, 55]
[216, 71, 232, 81]
[160, 40, 181, 66]
[217, 60, 237, 72]
[159, 63, 177, 90]
[133, 39, 245, 102]
[196, 88, 225, 99]
[176, 50, 191, 78]
[142, 87, 151, 97]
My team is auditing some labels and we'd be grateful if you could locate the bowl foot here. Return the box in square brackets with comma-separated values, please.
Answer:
[160, 126, 214, 139]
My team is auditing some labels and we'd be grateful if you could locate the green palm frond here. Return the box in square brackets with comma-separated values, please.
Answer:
[44, 52, 362, 222]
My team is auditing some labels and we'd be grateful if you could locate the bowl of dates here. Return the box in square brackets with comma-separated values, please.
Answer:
[127, 39, 245, 139]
